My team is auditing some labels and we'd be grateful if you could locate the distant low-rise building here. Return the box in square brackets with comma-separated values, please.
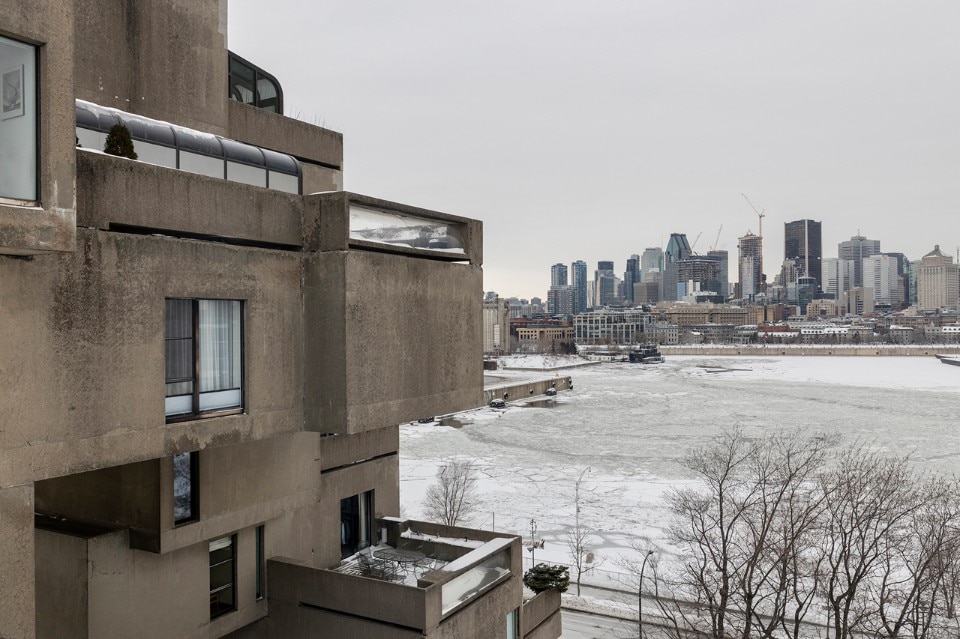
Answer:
[574, 308, 651, 344]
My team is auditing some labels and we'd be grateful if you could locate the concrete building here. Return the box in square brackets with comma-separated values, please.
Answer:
[917, 245, 959, 312]
[677, 254, 724, 298]
[484, 296, 512, 354]
[845, 287, 876, 316]
[784, 219, 822, 291]
[574, 308, 651, 344]
[593, 261, 620, 307]
[546, 285, 576, 316]
[838, 235, 881, 289]
[862, 254, 903, 308]
[822, 257, 854, 302]
[0, 3, 559, 638]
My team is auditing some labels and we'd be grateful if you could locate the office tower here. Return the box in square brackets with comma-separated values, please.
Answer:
[862, 254, 902, 307]
[917, 245, 960, 311]
[822, 257, 854, 301]
[550, 263, 568, 287]
[662, 233, 692, 302]
[594, 261, 618, 306]
[707, 250, 729, 300]
[784, 219, 822, 291]
[737, 233, 763, 300]
[623, 255, 640, 304]
[641, 247, 663, 273]
[571, 260, 588, 313]
[838, 235, 881, 288]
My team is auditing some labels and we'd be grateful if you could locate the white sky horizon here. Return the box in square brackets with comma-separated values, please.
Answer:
[229, 1, 960, 301]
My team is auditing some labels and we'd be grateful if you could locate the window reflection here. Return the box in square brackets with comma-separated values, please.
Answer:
[0, 35, 37, 202]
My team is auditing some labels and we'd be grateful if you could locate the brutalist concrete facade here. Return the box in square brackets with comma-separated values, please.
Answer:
[0, 1, 560, 638]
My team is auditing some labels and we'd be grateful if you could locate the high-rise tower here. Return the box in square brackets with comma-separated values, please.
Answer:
[838, 235, 881, 288]
[784, 219, 822, 292]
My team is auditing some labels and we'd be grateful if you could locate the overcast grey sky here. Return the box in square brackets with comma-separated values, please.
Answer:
[229, 1, 959, 300]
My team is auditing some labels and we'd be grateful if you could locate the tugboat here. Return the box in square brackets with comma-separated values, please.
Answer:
[628, 344, 664, 364]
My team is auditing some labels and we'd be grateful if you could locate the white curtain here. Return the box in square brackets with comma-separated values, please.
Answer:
[199, 300, 241, 401]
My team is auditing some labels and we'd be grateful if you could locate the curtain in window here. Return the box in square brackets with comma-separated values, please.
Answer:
[199, 300, 241, 410]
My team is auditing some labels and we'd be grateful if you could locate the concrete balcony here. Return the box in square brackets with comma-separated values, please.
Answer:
[263, 518, 553, 638]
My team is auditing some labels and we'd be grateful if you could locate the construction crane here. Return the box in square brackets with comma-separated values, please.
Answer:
[740, 193, 766, 293]
[711, 225, 723, 252]
[690, 231, 703, 255]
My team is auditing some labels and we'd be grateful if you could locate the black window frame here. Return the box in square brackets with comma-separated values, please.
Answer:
[164, 298, 245, 423]
[210, 534, 237, 619]
[173, 451, 199, 526]
[255, 524, 265, 601]
[228, 52, 284, 114]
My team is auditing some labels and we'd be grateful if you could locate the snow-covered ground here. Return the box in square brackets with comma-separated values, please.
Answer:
[401, 356, 960, 584]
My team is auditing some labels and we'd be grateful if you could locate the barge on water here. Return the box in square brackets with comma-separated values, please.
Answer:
[628, 344, 665, 364]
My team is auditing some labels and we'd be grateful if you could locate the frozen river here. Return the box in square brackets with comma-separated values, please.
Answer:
[400, 356, 960, 571]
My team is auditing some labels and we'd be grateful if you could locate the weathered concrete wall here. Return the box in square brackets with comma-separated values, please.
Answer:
[74, 0, 229, 135]
[320, 425, 399, 471]
[521, 590, 561, 639]
[0, 0, 76, 255]
[227, 100, 343, 170]
[0, 229, 303, 488]
[434, 578, 523, 639]
[318, 454, 400, 567]
[308, 250, 483, 434]
[36, 529, 88, 639]
[483, 378, 572, 405]
[76, 152, 304, 247]
[268, 558, 430, 631]
[0, 484, 35, 639]
[35, 459, 161, 549]
[85, 527, 266, 639]
[160, 433, 321, 555]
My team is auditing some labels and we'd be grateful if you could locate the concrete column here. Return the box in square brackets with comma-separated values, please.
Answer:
[0, 483, 35, 639]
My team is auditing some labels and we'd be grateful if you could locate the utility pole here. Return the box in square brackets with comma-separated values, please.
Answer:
[638, 549, 655, 639]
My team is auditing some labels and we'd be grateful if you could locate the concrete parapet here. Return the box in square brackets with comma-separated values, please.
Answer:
[483, 377, 572, 405]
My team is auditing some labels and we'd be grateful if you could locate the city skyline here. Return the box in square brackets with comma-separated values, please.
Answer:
[229, 1, 960, 300]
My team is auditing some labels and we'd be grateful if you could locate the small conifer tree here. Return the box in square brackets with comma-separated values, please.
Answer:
[104, 124, 138, 160]
[523, 563, 570, 594]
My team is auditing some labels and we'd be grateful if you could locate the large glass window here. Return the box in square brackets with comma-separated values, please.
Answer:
[165, 299, 243, 420]
[0, 35, 37, 202]
[209, 535, 236, 618]
[173, 451, 199, 525]
[340, 490, 373, 559]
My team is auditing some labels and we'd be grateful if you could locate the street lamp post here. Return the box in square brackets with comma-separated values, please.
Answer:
[638, 550, 654, 639]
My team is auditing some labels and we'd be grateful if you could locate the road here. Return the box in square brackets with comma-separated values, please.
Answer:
[561, 610, 634, 639]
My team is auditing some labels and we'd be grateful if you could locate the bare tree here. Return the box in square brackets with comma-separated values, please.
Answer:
[423, 459, 479, 527]
[818, 446, 924, 639]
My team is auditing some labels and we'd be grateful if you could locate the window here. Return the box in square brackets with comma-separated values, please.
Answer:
[340, 490, 373, 559]
[228, 52, 283, 113]
[165, 299, 243, 420]
[506, 608, 519, 639]
[0, 35, 38, 203]
[210, 535, 236, 618]
[173, 451, 199, 525]
[255, 524, 265, 600]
